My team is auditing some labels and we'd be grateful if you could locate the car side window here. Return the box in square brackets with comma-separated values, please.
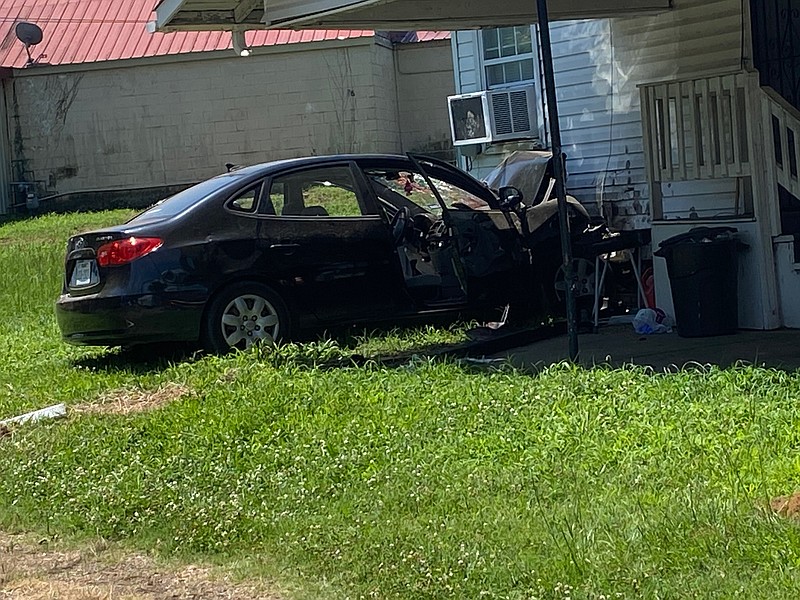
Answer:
[227, 184, 261, 213]
[269, 183, 286, 215]
[266, 166, 368, 217]
[366, 170, 489, 215]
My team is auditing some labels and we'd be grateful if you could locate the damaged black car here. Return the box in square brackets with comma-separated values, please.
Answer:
[56, 153, 592, 352]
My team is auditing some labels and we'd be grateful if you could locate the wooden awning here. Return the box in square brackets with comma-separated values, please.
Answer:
[152, 0, 671, 31]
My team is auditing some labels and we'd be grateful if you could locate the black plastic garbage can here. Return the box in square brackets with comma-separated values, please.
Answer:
[654, 226, 744, 338]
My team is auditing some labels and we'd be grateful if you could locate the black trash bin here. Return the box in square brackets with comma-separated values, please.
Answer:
[654, 226, 744, 338]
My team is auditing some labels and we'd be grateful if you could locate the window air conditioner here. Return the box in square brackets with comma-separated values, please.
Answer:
[447, 85, 538, 147]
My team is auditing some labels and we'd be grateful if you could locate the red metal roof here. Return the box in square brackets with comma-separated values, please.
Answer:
[415, 31, 451, 42]
[0, 0, 378, 68]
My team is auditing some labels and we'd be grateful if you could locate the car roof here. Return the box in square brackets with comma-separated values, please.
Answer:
[228, 154, 413, 178]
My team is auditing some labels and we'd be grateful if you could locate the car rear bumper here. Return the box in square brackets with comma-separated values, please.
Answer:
[55, 292, 204, 346]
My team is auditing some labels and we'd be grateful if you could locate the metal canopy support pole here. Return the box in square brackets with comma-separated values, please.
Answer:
[536, 0, 579, 361]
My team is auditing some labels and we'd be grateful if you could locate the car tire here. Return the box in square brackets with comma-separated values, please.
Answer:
[202, 281, 291, 353]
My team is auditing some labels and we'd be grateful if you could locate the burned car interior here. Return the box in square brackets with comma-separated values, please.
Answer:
[369, 172, 468, 303]
[363, 155, 593, 309]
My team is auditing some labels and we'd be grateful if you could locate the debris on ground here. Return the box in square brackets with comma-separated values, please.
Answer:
[0, 531, 282, 600]
[484, 304, 510, 330]
[75, 383, 194, 415]
[467, 306, 512, 341]
[632, 308, 674, 335]
[459, 357, 505, 366]
[770, 492, 800, 520]
[0, 403, 67, 427]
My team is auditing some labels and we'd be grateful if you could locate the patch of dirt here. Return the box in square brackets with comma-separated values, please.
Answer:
[0, 532, 282, 599]
[770, 492, 800, 519]
[75, 383, 194, 416]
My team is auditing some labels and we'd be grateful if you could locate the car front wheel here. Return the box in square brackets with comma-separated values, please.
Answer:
[203, 282, 290, 353]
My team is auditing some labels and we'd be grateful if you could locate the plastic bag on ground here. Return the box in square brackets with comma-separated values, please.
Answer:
[632, 308, 674, 334]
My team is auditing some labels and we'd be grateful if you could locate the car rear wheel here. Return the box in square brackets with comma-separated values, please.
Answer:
[203, 282, 290, 353]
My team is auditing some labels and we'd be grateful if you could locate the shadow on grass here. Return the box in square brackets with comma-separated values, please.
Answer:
[273, 321, 567, 371]
[71, 343, 200, 374]
[67, 318, 566, 374]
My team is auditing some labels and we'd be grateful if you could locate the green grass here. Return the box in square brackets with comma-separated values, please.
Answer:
[2, 211, 800, 599]
[304, 184, 362, 216]
[0, 210, 141, 418]
[270, 184, 363, 216]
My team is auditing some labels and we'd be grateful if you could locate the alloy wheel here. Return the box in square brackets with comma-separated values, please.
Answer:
[220, 294, 280, 349]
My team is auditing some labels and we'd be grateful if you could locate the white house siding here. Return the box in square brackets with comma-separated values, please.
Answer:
[608, 0, 746, 220]
[395, 39, 456, 160]
[611, 0, 744, 84]
[608, 0, 745, 220]
[611, 0, 780, 329]
[451, 0, 745, 226]
[3, 38, 401, 200]
[452, 30, 482, 94]
[549, 19, 647, 225]
[451, 20, 648, 225]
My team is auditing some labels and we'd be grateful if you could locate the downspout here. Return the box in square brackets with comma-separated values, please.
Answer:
[0, 69, 14, 214]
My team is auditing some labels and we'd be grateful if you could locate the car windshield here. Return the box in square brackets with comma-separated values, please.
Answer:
[127, 176, 242, 224]
[367, 170, 489, 215]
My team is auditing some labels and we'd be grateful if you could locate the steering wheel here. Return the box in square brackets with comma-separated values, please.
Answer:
[390, 206, 411, 245]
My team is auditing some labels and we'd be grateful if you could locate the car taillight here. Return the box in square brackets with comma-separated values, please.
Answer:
[97, 237, 162, 266]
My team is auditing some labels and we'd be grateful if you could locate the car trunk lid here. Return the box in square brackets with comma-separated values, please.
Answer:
[63, 231, 124, 293]
[63, 227, 159, 294]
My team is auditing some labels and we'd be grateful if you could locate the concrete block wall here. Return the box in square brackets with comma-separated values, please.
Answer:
[4, 38, 403, 197]
[395, 40, 455, 161]
[369, 41, 403, 153]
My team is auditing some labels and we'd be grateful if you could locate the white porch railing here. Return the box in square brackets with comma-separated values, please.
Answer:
[641, 72, 753, 183]
[642, 71, 800, 225]
[764, 89, 800, 202]
[641, 71, 787, 330]
[640, 72, 758, 220]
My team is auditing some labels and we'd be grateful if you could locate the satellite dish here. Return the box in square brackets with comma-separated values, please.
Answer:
[15, 22, 44, 66]
[15, 22, 43, 46]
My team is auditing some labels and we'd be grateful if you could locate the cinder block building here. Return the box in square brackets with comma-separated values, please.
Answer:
[0, 0, 453, 213]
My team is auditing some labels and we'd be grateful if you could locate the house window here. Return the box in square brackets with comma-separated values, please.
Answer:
[481, 26, 535, 88]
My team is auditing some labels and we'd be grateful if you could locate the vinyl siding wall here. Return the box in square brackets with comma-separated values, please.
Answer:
[452, 20, 645, 223]
[450, 0, 746, 228]
[611, 0, 744, 84]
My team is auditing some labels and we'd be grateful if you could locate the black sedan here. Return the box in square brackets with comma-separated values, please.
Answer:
[56, 154, 589, 352]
